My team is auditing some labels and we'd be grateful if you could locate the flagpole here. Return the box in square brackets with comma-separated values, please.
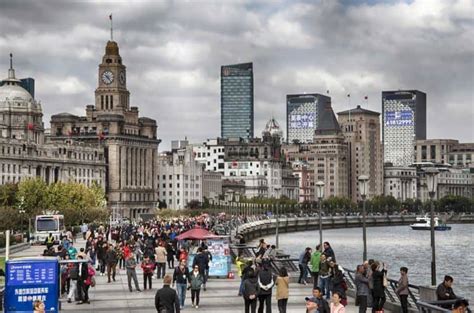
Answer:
[110, 14, 113, 41]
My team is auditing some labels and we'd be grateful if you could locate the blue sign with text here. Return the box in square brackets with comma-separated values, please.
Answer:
[4, 258, 59, 312]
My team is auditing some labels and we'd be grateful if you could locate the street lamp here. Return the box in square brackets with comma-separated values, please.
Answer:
[425, 167, 439, 286]
[358, 175, 369, 262]
[316, 181, 325, 248]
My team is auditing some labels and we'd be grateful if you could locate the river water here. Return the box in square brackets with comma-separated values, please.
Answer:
[260, 224, 473, 298]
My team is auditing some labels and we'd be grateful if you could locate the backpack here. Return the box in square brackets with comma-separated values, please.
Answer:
[69, 266, 78, 280]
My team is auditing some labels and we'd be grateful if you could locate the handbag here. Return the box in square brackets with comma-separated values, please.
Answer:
[383, 274, 388, 288]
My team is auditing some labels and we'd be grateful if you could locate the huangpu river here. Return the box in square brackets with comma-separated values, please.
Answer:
[260, 224, 473, 297]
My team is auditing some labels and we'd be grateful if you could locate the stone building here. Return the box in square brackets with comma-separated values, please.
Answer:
[383, 166, 417, 201]
[157, 143, 203, 210]
[337, 105, 383, 201]
[414, 139, 458, 165]
[0, 57, 106, 187]
[49, 40, 160, 220]
[202, 171, 222, 201]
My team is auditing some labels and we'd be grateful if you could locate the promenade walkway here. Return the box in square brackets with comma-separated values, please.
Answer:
[8, 240, 363, 313]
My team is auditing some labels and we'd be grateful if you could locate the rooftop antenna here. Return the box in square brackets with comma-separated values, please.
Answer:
[109, 14, 113, 41]
[9, 53, 13, 69]
[8, 52, 15, 79]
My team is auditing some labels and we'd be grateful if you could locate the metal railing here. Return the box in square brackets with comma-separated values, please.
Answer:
[417, 299, 472, 313]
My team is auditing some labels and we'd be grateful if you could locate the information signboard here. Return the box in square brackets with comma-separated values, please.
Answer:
[289, 113, 315, 129]
[207, 238, 231, 277]
[4, 258, 59, 312]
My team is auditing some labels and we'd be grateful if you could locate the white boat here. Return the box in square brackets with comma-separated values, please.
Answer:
[410, 216, 451, 231]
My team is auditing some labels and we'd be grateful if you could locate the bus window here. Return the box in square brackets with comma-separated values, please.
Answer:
[37, 219, 58, 232]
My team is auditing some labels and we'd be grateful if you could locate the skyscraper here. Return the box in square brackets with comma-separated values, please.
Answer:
[221, 62, 254, 139]
[382, 90, 426, 166]
[286, 93, 331, 143]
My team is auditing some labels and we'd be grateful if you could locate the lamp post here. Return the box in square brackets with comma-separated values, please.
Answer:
[316, 181, 325, 248]
[358, 175, 369, 262]
[425, 167, 439, 286]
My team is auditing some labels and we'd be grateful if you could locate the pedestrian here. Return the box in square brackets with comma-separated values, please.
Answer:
[75, 255, 89, 305]
[83, 261, 96, 304]
[189, 264, 204, 309]
[331, 265, 347, 306]
[310, 244, 322, 289]
[355, 265, 370, 313]
[242, 268, 259, 313]
[166, 242, 176, 269]
[323, 242, 336, 263]
[319, 254, 331, 300]
[141, 255, 155, 290]
[126, 253, 142, 293]
[306, 287, 330, 313]
[257, 259, 275, 313]
[105, 244, 118, 283]
[45, 233, 55, 250]
[67, 259, 79, 303]
[192, 247, 209, 291]
[298, 247, 312, 285]
[437, 275, 457, 309]
[396, 267, 409, 313]
[173, 259, 190, 309]
[67, 242, 77, 260]
[371, 262, 387, 313]
[155, 242, 168, 279]
[275, 267, 289, 313]
[81, 223, 88, 240]
[33, 299, 45, 313]
[330, 291, 346, 313]
[155, 274, 180, 313]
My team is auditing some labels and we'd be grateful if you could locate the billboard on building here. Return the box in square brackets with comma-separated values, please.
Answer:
[289, 113, 316, 129]
[384, 110, 414, 126]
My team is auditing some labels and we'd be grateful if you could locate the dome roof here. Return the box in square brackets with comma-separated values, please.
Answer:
[0, 82, 33, 102]
[263, 117, 283, 137]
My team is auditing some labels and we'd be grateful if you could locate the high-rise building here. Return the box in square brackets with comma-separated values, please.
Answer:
[20, 78, 35, 98]
[338, 105, 383, 201]
[50, 40, 160, 220]
[221, 62, 254, 139]
[286, 93, 331, 144]
[382, 90, 426, 166]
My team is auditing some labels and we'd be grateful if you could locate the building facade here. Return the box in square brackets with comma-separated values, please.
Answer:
[337, 105, 383, 202]
[192, 139, 225, 172]
[382, 90, 426, 166]
[384, 166, 418, 200]
[447, 143, 474, 168]
[414, 139, 458, 165]
[0, 58, 106, 188]
[221, 62, 254, 139]
[157, 144, 203, 210]
[286, 93, 331, 144]
[50, 40, 160, 220]
[202, 171, 222, 201]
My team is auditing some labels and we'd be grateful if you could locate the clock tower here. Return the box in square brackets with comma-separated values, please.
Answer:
[95, 40, 130, 112]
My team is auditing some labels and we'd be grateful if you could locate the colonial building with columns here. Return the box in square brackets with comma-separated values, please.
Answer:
[0, 57, 106, 187]
[49, 40, 160, 220]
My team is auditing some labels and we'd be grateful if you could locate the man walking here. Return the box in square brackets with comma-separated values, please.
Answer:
[126, 253, 142, 292]
[155, 274, 180, 313]
[355, 264, 370, 313]
[257, 260, 275, 313]
[105, 244, 118, 283]
[192, 248, 209, 291]
[173, 260, 190, 309]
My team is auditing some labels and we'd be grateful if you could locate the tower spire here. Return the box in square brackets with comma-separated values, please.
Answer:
[109, 14, 113, 41]
[8, 52, 15, 79]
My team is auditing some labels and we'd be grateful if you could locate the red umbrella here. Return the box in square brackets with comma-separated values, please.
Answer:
[176, 228, 220, 241]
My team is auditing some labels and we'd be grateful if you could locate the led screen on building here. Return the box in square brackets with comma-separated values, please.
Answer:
[289, 113, 315, 129]
[384, 110, 413, 126]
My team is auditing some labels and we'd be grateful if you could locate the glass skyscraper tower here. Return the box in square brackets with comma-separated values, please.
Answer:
[221, 62, 254, 139]
[382, 90, 426, 166]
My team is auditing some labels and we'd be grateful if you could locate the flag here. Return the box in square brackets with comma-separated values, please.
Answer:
[326, 90, 330, 94]
[98, 132, 105, 141]
[27, 123, 34, 130]
[347, 94, 350, 97]
[109, 14, 112, 20]
[364, 96, 368, 100]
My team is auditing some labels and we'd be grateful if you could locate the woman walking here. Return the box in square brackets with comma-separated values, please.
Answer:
[372, 262, 387, 313]
[276, 267, 289, 313]
[190, 264, 204, 308]
[242, 268, 259, 313]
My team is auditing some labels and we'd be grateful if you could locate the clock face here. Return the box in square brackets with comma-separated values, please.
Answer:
[119, 71, 126, 85]
[101, 70, 114, 84]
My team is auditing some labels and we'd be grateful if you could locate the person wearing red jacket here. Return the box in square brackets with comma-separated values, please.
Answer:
[141, 255, 155, 290]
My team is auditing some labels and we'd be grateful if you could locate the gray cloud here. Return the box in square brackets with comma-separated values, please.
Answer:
[0, 0, 472, 150]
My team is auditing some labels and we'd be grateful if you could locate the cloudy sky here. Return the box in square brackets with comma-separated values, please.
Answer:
[0, 0, 473, 150]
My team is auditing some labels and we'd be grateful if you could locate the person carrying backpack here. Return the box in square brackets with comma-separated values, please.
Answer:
[243, 268, 259, 313]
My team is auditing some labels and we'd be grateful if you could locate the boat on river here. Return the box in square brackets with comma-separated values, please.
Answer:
[410, 216, 451, 231]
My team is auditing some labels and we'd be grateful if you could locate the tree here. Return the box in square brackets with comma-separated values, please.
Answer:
[437, 195, 473, 213]
[0, 183, 18, 207]
[16, 178, 49, 216]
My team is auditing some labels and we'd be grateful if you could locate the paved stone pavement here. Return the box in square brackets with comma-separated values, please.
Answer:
[8, 240, 362, 313]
